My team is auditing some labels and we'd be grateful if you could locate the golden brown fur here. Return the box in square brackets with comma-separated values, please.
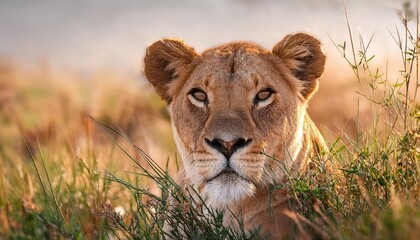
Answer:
[144, 33, 327, 239]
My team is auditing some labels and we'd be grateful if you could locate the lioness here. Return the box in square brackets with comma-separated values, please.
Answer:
[144, 33, 327, 239]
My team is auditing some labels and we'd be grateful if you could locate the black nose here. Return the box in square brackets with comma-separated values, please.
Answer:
[205, 138, 251, 160]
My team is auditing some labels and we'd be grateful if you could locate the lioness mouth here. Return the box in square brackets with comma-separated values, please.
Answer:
[206, 167, 244, 183]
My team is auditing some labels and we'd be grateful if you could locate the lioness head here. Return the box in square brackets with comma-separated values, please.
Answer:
[144, 33, 325, 209]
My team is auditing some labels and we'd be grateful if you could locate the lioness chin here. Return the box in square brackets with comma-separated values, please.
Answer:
[144, 33, 328, 239]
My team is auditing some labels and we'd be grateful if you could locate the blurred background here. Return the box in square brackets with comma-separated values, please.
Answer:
[0, 0, 413, 170]
[2, 1, 420, 238]
[0, 0, 403, 73]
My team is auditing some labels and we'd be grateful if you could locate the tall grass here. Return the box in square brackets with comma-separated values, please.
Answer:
[320, 2, 420, 238]
[0, 68, 176, 239]
[0, 3, 419, 239]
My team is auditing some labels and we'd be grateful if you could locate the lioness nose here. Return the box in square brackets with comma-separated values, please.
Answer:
[205, 138, 251, 160]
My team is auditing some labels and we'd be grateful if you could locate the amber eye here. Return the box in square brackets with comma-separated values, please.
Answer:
[189, 89, 207, 102]
[255, 89, 273, 102]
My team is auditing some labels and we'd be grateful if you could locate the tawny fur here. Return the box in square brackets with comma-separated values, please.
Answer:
[144, 33, 327, 239]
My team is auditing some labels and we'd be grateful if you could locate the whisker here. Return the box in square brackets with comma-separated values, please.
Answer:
[191, 158, 218, 163]
[237, 158, 263, 162]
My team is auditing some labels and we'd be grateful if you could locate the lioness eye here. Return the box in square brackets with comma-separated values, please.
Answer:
[190, 89, 207, 102]
[256, 89, 273, 101]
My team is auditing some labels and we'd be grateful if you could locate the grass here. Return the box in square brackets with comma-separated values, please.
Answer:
[1, 3, 420, 239]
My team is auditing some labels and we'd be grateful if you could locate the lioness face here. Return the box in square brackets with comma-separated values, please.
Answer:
[170, 47, 305, 207]
[144, 34, 325, 208]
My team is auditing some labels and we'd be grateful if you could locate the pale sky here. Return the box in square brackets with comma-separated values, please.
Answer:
[0, 0, 407, 74]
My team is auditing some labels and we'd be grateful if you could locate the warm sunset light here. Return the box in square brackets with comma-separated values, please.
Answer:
[0, 0, 419, 239]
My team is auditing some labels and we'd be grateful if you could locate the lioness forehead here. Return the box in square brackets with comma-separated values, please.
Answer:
[191, 42, 278, 86]
[202, 42, 269, 56]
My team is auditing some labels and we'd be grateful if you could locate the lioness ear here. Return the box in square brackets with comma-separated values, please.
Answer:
[272, 33, 325, 99]
[144, 39, 197, 103]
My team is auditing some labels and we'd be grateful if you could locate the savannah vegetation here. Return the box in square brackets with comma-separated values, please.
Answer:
[0, 2, 419, 239]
